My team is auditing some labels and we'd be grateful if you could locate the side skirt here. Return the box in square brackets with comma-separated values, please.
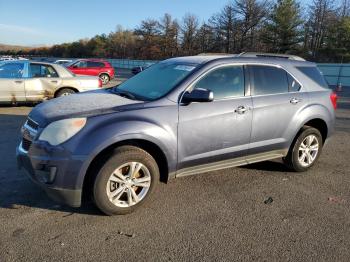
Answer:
[175, 150, 287, 178]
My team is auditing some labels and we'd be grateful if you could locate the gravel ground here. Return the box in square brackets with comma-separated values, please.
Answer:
[0, 92, 349, 262]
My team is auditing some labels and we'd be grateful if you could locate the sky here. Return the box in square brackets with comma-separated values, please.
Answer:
[0, 0, 232, 46]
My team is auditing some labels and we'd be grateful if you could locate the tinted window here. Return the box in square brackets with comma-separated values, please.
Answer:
[87, 61, 105, 67]
[116, 62, 196, 101]
[287, 74, 301, 92]
[75, 61, 87, 68]
[297, 66, 329, 89]
[194, 66, 245, 99]
[250, 66, 289, 95]
[0, 63, 24, 78]
[30, 64, 59, 78]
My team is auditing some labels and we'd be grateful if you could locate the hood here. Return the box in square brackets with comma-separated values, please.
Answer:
[29, 89, 143, 126]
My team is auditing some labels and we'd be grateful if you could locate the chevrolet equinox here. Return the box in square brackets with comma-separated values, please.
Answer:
[17, 53, 337, 215]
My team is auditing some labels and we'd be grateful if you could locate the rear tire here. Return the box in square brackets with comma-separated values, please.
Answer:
[99, 74, 110, 85]
[93, 146, 159, 215]
[56, 88, 76, 97]
[283, 126, 323, 172]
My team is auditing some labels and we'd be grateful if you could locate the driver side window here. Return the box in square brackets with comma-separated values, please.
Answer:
[75, 61, 87, 68]
[193, 65, 245, 100]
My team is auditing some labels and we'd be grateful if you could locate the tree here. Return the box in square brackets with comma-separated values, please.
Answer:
[108, 25, 136, 58]
[263, 0, 303, 53]
[195, 23, 216, 53]
[209, 3, 237, 53]
[181, 13, 199, 55]
[134, 19, 162, 59]
[159, 14, 180, 57]
[305, 0, 336, 59]
[235, 0, 269, 51]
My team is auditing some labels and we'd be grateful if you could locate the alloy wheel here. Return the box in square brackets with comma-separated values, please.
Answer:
[298, 134, 319, 167]
[106, 162, 151, 207]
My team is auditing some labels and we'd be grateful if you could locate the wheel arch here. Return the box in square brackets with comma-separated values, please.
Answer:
[81, 138, 170, 202]
[98, 72, 111, 78]
[54, 86, 79, 97]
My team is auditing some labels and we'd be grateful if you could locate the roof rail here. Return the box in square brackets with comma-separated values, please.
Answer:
[237, 52, 305, 61]
[197, 53, 233, 56]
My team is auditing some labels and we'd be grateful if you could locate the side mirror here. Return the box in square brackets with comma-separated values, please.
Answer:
[182, 88, 214, 103]
[72, 65, 78, 68]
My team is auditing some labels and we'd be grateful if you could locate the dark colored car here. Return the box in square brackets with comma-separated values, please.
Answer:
[67, 59, 115, 85]
[17, 53, 337, 215]
[131, 66, 145, 75]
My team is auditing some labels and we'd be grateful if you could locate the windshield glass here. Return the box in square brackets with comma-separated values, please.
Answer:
[115, 62, 197, 101]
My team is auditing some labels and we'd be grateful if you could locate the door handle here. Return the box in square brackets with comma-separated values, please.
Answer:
[234, 105, 248, 114]
[14, 80, 23, 84]
[50, 80, 58, 83]
[290, 98, 302, 104]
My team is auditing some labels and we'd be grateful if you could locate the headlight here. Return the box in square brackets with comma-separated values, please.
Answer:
[39, 118, 87, 146]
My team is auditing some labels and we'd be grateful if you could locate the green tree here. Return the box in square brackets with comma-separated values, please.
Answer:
[263, 0, 304, 53]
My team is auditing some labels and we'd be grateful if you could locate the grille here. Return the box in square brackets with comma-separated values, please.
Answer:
[26, 118, 39, 130]
[22, 138, 32, 151]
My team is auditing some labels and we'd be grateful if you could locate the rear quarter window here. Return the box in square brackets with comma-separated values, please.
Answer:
[296, 66, 329, 89]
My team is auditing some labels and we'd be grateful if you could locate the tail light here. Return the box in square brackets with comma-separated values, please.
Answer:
[98, 78, 102, 88]
[330, 92, 338, 110]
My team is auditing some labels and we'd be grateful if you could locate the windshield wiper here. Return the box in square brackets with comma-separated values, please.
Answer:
[113, 89, 136, 100]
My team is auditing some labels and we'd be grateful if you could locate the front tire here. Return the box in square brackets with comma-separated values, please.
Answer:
[93, 146, 159, 215]
[283, 126, 323, 172]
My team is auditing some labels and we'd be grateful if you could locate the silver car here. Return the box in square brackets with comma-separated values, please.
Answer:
[0, 60, 102, 103]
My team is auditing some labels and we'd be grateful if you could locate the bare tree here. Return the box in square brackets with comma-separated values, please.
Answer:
[209, 3, 237, 53]
[159, 13, 180, 57]
[306, 0, 337, 58]
[181, 13, 200, 55]
[234, 0, 270, 51]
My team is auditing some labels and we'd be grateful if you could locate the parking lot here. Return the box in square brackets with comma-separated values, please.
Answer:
[0, 91, 349, 261]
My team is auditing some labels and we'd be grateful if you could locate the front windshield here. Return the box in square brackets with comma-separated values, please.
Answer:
[115, 62, 197, 101]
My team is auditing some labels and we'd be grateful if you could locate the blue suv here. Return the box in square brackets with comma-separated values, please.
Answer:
[17, 53, 337, 215]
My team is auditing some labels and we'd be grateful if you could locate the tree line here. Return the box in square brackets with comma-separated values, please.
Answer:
[3, 0, 350, 62]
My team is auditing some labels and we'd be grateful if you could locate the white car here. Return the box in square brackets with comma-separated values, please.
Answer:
[0, 60, 102, 103]
[54, 59, 73, 65]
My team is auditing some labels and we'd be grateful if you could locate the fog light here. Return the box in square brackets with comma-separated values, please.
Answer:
[36, 166, 57, 184]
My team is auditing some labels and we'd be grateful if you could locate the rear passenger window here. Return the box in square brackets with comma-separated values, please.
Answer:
[250, 65, 288, 95]
[30, 64, 59, 78]
[287, 74, 301, 92]
[87, 61, 105, 67]
[194, 66, 245, 100]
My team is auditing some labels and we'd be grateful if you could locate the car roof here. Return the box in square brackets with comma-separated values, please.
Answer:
[1, 60, 55, 66]
[77, 58, 108, 62]
[165, 53, 315, 67]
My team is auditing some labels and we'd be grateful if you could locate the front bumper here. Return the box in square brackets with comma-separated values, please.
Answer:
[16, 142, 85, 207]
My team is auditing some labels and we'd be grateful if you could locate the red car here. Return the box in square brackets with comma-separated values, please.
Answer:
[67, 59, 115, 85]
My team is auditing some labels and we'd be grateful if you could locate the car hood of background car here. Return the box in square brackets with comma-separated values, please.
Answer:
[29, 89, 143, 127]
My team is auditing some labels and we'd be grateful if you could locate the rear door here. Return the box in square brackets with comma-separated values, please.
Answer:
[86, 61, 104, 76]
[0, 62, 26, 102]
[248, 65, 307, 156]
[178, 65, 252, 171]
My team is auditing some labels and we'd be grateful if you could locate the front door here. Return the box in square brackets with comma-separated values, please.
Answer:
[0, 62, 26, 102]
[178, 65, 252, 171]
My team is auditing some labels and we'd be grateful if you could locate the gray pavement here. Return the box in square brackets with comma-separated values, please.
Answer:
[0, 91, 350, 261]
